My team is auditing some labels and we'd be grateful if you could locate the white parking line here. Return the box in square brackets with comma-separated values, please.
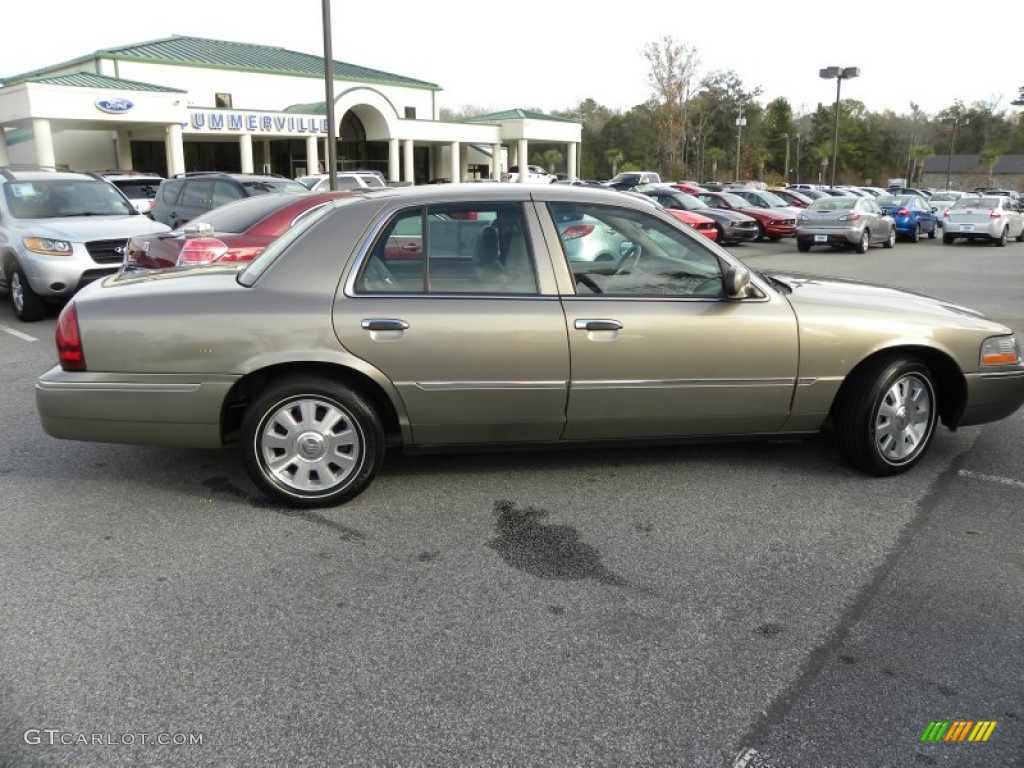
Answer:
[0, 323, 37, 342]
[958, 469, 1024, 490]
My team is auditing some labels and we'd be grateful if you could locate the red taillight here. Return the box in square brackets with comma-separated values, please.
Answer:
[561, 224, 595, 241]
[943, 210, 950, 218]
[990, 210, 1001, 218]
[839, 214, 861, 221]
[177, 237, 229, 265]
[55, 303, 85, 371]
[896, 208, 910, 216]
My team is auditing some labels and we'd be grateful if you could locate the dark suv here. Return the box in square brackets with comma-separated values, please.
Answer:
[151, 172, 309, 229]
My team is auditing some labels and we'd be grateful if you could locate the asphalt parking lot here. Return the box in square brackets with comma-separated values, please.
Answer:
[1, 236, 1021, 767]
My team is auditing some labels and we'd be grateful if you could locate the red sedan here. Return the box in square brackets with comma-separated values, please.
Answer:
[124, 191, 353, 269]
[694, 191, 797, 241]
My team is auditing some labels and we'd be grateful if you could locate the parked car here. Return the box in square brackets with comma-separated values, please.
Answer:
[768, 188, 814, 208]
[792, 188, 829, 201]
[728, 189, 804, 222]
[876, 195, 939, 242]
[888, 186, 932, 198]
[99, 170, 164, 215]
[928, 191, 966, 227]
[0, 166, 170, 320]
[123, 191, 354, 270]
[636, 185, 759, 244]
[795, 196, 896, 253]
[942, 196, 1024, 246]
[670, 181, 707, 195]
[502, 165, 556, 184]
[694, 191, 797, 241]
[603, 171, 662, 191]
[295, 171, 386, 191]
[854, 186, 890, 198]
[150, 172, 309, 229]
[623, 189, 718, 240]
[36, 185, 1024, 508]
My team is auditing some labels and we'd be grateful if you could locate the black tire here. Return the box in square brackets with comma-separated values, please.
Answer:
[833, 357, 938, 476]
[755, 222, 765, 242]
[882, 227, 896, 249]
[715, 224, 727, 243]
[855, 229, 870, 254]
[240, 376, 385, 508]
[995, 227, 1008, 247]
[1016, 227, 1024, 243]
[8, 265, 48, 321]
[943, 233, 955, 245]
[797, 240, 812, 252]
[927, 223, 937, 239]
[910, 223, 921, 243]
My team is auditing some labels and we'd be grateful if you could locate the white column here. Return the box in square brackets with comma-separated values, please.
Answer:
[239, 134, 254, 174]
[567, 142, 578, 181]
[305, 135, 319, 178]
[32, 118, 55, 167]
[402, 139, 415, 184]
[449, 141, 460, 183]
[516, 139, 528, 183]
[262, 139, 272, 173]
[116, 130, 133, 169]
[388, 139, 400, 182]
[0, 128, 10, 165]
[490, 143, 501, 181]
[166, 123, 185, 176]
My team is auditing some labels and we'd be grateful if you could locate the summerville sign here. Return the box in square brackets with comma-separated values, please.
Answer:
[188, 110, 330, 136]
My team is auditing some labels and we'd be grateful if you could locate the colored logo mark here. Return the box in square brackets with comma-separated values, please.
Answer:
[920, 721, 997, 742]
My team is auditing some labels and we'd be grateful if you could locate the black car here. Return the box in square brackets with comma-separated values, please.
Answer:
[150, 171, 308, 228]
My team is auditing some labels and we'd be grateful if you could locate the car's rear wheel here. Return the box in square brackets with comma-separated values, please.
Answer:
[943, 233, 955, 244]
[240, 376, 385, 508]
[834, 356, 937, 476]
[8, 265, 48, 321]
[855, 229, 870, 254]
[995, 227, 1008, 247]
[883, 227, 896, 249]
[797, 240, 812, 252]
[1017, 227, 1024, 242]
[928, 223, 937, 239]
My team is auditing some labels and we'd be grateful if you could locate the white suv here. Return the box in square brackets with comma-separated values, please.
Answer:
[502, 165, 556, 184]
[296, 171, 387, 191]
[99, 170, 164, 215]
[0, 167, 170, 320]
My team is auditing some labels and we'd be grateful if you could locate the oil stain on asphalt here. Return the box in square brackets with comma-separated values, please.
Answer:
[486, 499, 630, 587]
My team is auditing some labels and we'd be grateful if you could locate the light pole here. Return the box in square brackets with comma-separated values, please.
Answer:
[794, 132, 801, 184]
[321, 0, 338, 189]
[819, 66, 859, 189]
[735, 113, 746, 181]
[782, 133, 791, 184]
[940, 115, 969, 190]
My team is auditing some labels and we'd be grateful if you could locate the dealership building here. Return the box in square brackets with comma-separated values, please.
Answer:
[0, 35, 581, 183]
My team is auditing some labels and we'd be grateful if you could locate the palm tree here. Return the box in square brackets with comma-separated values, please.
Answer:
[706, 147, 727, 182]
[977, 147, 1001, 186]
[605, 148, 624, 177]
[754, 148, 772, 181]
[909, 144, 933, 186]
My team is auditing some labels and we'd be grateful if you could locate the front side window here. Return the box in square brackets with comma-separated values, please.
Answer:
[355, 203, 538, 295]
[548, 203, 724, 298]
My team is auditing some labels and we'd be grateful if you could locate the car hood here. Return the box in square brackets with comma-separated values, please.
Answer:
[761, 269, 1008, 331]
[701, 208, 756, 223]
[17, 215, 171, 240]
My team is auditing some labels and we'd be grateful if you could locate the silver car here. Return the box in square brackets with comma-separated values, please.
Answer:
[942, 196, 1024, 246]
[35, 185, 1024, 508]
[796, 196, 896, 253]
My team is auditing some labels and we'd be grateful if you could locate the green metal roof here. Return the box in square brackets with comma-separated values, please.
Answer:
[3, 35, 438, 91]
[23, 71, 185, 93]
[283, 101, 329, 115]
[467, 109, 576, 123]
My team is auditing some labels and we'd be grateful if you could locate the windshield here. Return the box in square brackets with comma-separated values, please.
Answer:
[759, 191, 788, 207]
[240, 179, 310, 195]
[718, 192, 750, 207]
[4, 179, 135, 218]
[609, 173, 641, 184]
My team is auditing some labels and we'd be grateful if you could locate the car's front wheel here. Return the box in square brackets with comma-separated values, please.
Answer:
[855, 229, 870, 254]
[8, 265, 48, 321]
[834, 357, 937, 476]
[882, 227, 896, 249]
[240, 376, 385, 507]
[928, 223, 937, 239]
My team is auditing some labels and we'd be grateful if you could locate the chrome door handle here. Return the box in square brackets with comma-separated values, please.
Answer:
[574, 319, 623, 331]
[361, 318, 409, 331]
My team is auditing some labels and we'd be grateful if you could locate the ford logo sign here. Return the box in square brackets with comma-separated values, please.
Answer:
[96, 98, 134, 114]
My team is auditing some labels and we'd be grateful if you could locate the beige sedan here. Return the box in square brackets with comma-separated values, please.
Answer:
[36, 185, 1024, 507]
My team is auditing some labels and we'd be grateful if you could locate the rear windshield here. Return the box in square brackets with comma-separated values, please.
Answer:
[810, 198, 856, 212]
[240, 179, 309, 195]
[109, 179, 161, 199]
[188, 193, 306, 233]
[951, 197, 995, 210]
[4, 179, 135, 218]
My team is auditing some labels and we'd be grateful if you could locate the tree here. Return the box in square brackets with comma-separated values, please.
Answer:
[706, 147, 727, 181]
[541, 149, 564, 174]
[977, 147, 1001, 185]
[643, 36, 701, 176]
[908, 144, 933, 186]
[605, 148, 624, 177]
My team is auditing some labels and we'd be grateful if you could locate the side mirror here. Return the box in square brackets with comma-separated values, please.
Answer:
[724, 265, 751, 299]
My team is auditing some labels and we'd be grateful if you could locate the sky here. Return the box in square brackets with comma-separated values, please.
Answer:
[2, 1, 1020, 120]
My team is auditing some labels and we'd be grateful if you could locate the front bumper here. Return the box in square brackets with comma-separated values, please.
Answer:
[36, 367, 239, 448]
[957, 368, 1024, 427]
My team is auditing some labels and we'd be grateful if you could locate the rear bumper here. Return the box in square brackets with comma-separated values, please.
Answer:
[35, 367, 238, 448]
[957, 369, 1024, 427]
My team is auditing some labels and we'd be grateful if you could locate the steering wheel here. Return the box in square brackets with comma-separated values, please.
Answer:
[613, 243, 642, 275]
[574, 273, 603, 294]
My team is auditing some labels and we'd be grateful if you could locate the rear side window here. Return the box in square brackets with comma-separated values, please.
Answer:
[159, 180, 184, 204]
[355, 204, 537, 295]
[181, 180, 214, 208]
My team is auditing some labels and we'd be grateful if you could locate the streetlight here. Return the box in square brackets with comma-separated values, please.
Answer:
[819, 66, 860, 189]
[321, 0, 338, 189]
[794, 132, 801, 184]
[940, 115, 969, 190]
[781, 133, 790, 184]
[735, 113, 746, 181]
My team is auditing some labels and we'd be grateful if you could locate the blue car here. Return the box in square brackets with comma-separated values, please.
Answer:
[877, 194, 939, 242]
